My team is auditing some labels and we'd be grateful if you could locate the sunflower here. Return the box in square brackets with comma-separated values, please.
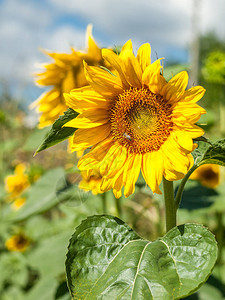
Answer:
[5, 163, 30, 198]
[190, 164, 221, 189]
[5, 233, 30, 252]
[64, 40, 206, 198]
[11, 197, 26, 211]
[79, 170, 103, 195]
[32, 25, 104, 128]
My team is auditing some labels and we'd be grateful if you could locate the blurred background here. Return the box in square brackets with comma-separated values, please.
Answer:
[1, 0, 225, 299]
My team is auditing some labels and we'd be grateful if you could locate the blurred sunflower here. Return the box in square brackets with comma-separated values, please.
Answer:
[32, 25, 105, 128]
[11, 197, 26, 211]
[5, 233, 30, 252]
[79, 171, 103, 195]
[64, 40, 206, 198]
[190, 164, 220, 189]
[5, 163, 30, 198]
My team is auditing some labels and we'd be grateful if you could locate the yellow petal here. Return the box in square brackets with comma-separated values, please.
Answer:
[84, 62, 123, 98]
[86, 24, 102, 61]
[164, 168, 185, 181]
[123, 154, 142, 197]
[64, 108, 109, 128]
[163, 71, 188, 103]
[100, 168, 124, 198]
[161, 136, 192, 174]
[137, 43, 151, 72]
[172, 102, 206, 123]
[119, 40, 142, 88]
[113, 171, 124, 198]
[70, 124, 111, 151]
[181, 86, 206, 103]
[120, 40, 133, 53]
[142, 59, 165, 93]
[78, 138, 113, 171]
[141, 151, 163, 194]
[99, 144, 127, 177]
[171, 131, 193, 152]
[102, 49, 129, 88]
[175, 123, 204, 139]
[64, 86, 109, 113]
[30, 88, 60, 109]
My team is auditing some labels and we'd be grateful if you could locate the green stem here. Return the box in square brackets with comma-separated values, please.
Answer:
[163, 177, 176, 232]
[175, 164, 198, 210]
[114, 196, 122, 219]
[102, 192, 107, 214]
[215, 212, 223, 265]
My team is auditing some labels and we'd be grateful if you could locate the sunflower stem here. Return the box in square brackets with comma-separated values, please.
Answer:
[163, 177, 176, 232]
[114, 196, 122, 219]
[175, 164, 199, 211]
[102, 192, 107, 214]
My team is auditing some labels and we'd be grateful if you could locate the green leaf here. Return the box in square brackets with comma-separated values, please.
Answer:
[200, 138, 225, 167]
[35, 108, 78, 155]
[192, 138, 225, 167]
[192, 141, 210, 164]
[66, 215, 217, 300]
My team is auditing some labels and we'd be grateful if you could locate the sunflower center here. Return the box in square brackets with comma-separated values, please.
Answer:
[110, 87, 173, 154]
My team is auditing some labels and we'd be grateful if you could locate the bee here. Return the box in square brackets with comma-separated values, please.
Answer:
[123, 133, 132, 141]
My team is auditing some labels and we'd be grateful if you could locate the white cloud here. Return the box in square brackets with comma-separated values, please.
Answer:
[48, 0, 225, 48]
[45, 26, 87, 53]
[48, 0, 192, 47]
[0, 0, 88, 88]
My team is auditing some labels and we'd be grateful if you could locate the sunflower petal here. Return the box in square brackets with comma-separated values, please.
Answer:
[141, 151, 163, 194]
[102, 49, 129, 88]
[123, 154, 142, 197]
[70, 124, 111, 151]
[162, 136, 193, 174]
[84, 62, 123, 98]
[181, 86, 206, 103]
[137, 43, 151, 72]
[64, 86, 109, 113]
[142, 59, 165, 93]
[100, 144, 127, 177]
[78, 138, 113, 171]
[64, 108, 109, 128]
[164, 71, 188, 103]
[86, 24, 102, 61]
[120, 40, 142, 88]
[171, 131, 193, 152]
[175, 123, 205, 139]
[173, 102, 206, 123]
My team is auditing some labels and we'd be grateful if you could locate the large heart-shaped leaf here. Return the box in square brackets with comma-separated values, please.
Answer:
[66, 215, 217, 299]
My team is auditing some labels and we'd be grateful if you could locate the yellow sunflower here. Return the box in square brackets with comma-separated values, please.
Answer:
[32, 25, 104, 128]
[79, 170, 103, 195]
[5, 233, 30, 252]
[11, 197, 26, 211]
[5, 163, 30, 198]
[190, 164, 221, 189]
[64, 40, 206, 198]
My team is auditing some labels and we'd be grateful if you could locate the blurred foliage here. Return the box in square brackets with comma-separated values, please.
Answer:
[202, 51, 225, 85]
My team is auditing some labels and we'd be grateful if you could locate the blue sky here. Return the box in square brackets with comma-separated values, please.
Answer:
[0, 0, 225, 104]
